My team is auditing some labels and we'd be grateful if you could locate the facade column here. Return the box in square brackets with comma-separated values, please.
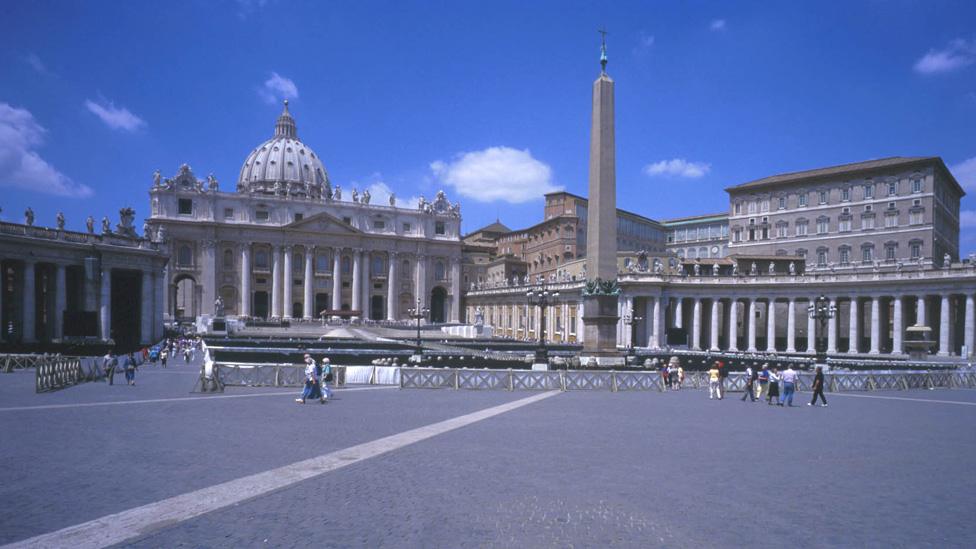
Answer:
[387, 251, 398, 321]
[747, 299, 757, 352]
[200, 240, 216, 316]
[827, 298, 838, 354]
[766, 299, 777, 352]
[54, 263, 66, 341]
[892, 295, 904, 355]
[361, 250, 371, 319]
[415, 254, 427, 310]
[331, 249, 342, 315]
[786, 298, 796, 352]
[652, 297, 662, 349]
[643, 297, 654, 347]
[849, 298, 860, 354]
[140, 270, 153, 344]
[154, 270, 164, 340]
[99, 266, 111, 342]
[691, 298, 702, 350]
[916, 295, 927, 327]
[674, 298, 683, 329]
[938, 294, 951, 356]
[806, 299, 816, 353]
[282, 246, 293, 320]
[22, 260, 36, 342]
[303, 246, 314, 320]
[728, 299, 739, 351]
[351, 249, 362, 319]
[240, 244, 251, 317]
[965, 294, 975, 358]
[709, 299, 720, 351]
[270, 245, 281, 319]
[869, 296, 881, 354]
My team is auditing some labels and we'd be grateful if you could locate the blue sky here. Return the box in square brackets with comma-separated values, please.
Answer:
[1, 0, 975, 250]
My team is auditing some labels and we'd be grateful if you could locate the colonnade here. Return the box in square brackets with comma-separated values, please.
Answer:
[620, 291, 976, 358]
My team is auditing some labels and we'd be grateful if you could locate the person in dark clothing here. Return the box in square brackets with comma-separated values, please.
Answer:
[717, 361, 729, 399]
[767, 367, 780, 405]
[741, 366, 756, 402]
[809, 366, 828, 407]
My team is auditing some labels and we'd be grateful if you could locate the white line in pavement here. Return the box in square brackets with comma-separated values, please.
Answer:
[1, 390, 560, 549]
[829, 392, 976, 406]
[0, 386, 396, 413]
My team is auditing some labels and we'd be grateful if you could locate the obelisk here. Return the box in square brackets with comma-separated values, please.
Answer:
[581, 31, 622, 363]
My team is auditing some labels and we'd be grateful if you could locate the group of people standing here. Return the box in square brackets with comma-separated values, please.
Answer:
[101, 350, 139, 386]
[730, 362, 828, 407]
[296, 354, 334, 404]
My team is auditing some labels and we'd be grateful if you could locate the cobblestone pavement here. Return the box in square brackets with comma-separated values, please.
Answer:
[2, 361, 975, 548]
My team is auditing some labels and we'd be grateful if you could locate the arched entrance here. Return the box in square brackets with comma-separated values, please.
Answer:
[370, 295, 384, 321]
[430, 286, 447, 324]
[314, 293, 329, 318]
[173, 275, 197, 320]
[253, 291, 269, 319]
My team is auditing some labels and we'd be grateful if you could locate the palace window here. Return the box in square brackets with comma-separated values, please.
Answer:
[222, 249, 234, 269]
[776, 224, 787, 238]
[841, 188, 850, 201]
[293, 213, 303, 222]
[778, 197, 786, 210]
[864, 185, 874, 199]
[909, 211, 923, 225]
[402, 223, 411, 233]
[177, 245, 193, 267]
[795, 221, 808, 236]
[819, 191, 828, 205]
[254, 250, 269, 270]
[910, 242, 921, 259]
[798, 193, 808, 207]
[315, 254, 329, 273]
[734, 202, 742, 215]
[885, 244, 897, 262]
[816, 249, 827, 266]
[839, 247, 850, 265]
[256, 210, 270, 221]
[816, 217, 829, 234]
[224, 208, 234, 219]
[885, 213, 898, 228]
[178, 199, 193, 215]
[435, 221, 446, 235]
[888, 182, 897, 196]
[374, 220, 385, 229]
[838, 218, 851, 232]
[862, 246, 874, 263]
[862, 216, 875, 230]
[912, 178, 922, 193]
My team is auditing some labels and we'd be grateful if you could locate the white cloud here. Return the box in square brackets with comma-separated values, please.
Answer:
[259, 72, 298, 104]
[429, 146, 561, 203]
[643, 158, 711, 179]
[0, 102, 93, 197]
[914, 39, 975, 74]
[350, 176, 417, 208]
[951, 156, 976, 191]
[84, 99, 146, 132]
[24, 53, 54, 76]
[632, 31, 655, 56]
[961, 210, 976, 228]
[710, 19, 727, 31]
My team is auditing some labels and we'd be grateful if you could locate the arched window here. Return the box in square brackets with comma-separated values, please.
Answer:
[177, 245, 193, 267]
[223, 249, 234, 269]
[341, 256, 351, 274]
[401, 259, 411, 278]
[255, 249, 269, 270]
[371, 255, 384, 277]
[434, 261, 446, 281]
[293, 252, 303, 271]
[315, 253, 329, 273]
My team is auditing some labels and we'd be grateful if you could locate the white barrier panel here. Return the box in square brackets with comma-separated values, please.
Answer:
[343, 366, 374, 384]
[373, 366, 400, 385]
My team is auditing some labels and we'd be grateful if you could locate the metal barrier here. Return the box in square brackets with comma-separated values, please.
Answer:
[35, 357, 84, 393]
[399, 367, 976, 392]
[214, 363, 347, 388]
[2, 354, 53, 373]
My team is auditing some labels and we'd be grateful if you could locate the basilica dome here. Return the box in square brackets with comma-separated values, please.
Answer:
[237, 100, 330, 200]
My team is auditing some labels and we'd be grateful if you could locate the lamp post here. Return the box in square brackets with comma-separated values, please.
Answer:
[526, 283, 559, 364]
[806, 294, 836, 364]
[623, 306, 643, 358]
[407, 296, 429, 357]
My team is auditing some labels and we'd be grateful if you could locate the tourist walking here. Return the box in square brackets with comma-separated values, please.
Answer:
[296, 354, 321, 404]
[809, 366, 828, 407]
[767, 367, 780, 405]
[124, 353, 137, 385]
[160, 349, 168, 368]
[708, 361, 721, 399]
[320, 358, 334, 402]
[103, 350, 117, 385]
[676, 364, 684, 390]
[780, 365, 798, 406]
[757, 363, 770, 401]
[717, 360, 728, 399]
[741, 366, 756, 402]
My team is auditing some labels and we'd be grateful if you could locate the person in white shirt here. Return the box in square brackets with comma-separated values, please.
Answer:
[779, 365, 799, 406]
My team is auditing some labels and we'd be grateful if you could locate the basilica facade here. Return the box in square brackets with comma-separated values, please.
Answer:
[148, 102, 463, 324]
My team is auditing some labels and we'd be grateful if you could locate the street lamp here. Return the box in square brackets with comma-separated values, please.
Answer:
[623, 307, 643, 358]
[407, 297, 429, 357]
[806, 294, 836, 364]
[526, 283, 559, 364]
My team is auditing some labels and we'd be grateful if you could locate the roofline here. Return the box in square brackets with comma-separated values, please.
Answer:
[660, 213, 728, 225]
[543, 190, 665, 227]
[724, 156, 965, 197]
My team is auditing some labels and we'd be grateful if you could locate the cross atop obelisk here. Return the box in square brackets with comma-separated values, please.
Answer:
[581, 29, 621, 363]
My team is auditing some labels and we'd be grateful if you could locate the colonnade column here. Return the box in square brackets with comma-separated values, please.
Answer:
[360, 251, 371, 320]
[806, 299, 816, 353]
[54, 264, 66, 341]
[351, 249, 362, 319]
[22, 260, 36, 342]
[154, 270, 165, 340]
[869, 296, 881, 354]
[240, 244, 251, 317]
[709, 299, 720, 351]
[450, 258, 461, 322]
[938, 294, 951, 356]
[786, 298, 796, 352]
[140, 270, 153, 344]
[282, 246, 293, 320]
[674, 298, 683, 329]
[965, 294, 975, 358]
[747, 299, 757, 352]
[331, 250, 342, 315]
[303, 247, 314, 320]
[386, 252, 397, 321]
[652, 297, 663, 349]
[849, 298, 860, 354]
[99, 266, 110, 341]
[270, 245, 281, 319]
[892, 295, 903, 355]
[691, 298, 702, 350]
[766, 299, 777, 352]
[827, 298, 838, 354]
[728, 299, 739, 351]
[415, 254, 427, 310]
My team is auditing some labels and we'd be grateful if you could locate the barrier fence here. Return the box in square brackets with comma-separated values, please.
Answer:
[213, 363, 349, 388]
[2, 354, 54, 373]
[34, 357, 84, 393]
[399, 368, 976, 392]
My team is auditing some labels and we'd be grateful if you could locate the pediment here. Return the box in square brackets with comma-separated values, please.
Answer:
[285, 211, 360, 234]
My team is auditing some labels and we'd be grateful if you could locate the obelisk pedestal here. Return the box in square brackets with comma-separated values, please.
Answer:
[580, 40, 624, 366]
